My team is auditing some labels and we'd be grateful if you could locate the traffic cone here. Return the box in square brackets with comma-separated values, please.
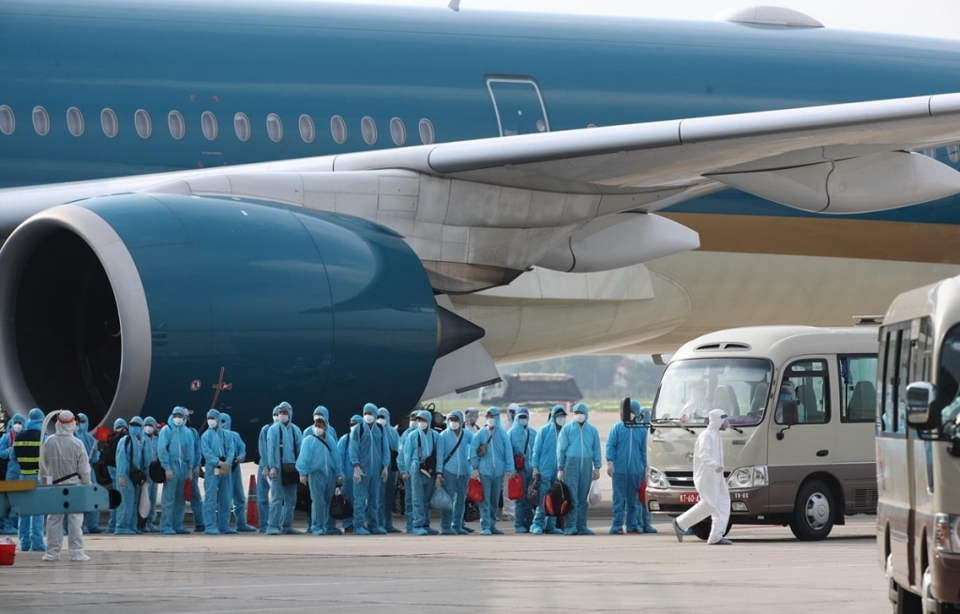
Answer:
[245, 475, 259, 529]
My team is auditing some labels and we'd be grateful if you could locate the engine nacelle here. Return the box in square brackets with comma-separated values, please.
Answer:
[0, 194, 440, 444]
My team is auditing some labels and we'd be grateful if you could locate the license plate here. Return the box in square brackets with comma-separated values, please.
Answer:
[679, 493, 700, 504]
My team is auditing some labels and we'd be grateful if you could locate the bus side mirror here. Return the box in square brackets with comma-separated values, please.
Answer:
[620, 397, 633, 426]
[906, 382, 940, 430]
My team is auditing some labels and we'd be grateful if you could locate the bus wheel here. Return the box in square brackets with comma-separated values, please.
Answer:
[789, 479, 835, 541]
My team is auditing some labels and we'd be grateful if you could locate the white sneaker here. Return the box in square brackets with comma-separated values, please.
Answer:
[70, 553, 91, 562]
[41, 554, 60, 562]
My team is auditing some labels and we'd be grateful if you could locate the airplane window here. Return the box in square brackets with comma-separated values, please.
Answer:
[66, 107, 84, 137]
[266, 113, 283, 142]
[949, 145, 960, 163]
[234, 112, 250, 142]
[361, 116, 377, 145]
[32, 106, 50, 136]
[330, 115, 347, 144]
[419, 118, 435, 145]
[168, 111, 185, 140]
[201, 111, 218, 140]
[101, 108, 118, 138]
[536, 119, 546, 133]
[135, 109, 152, 139]
[299, 114, 315, 143]
[390, 117, 406, 146]
[0, 105, 14, 135]
[587, 124, 597, 128]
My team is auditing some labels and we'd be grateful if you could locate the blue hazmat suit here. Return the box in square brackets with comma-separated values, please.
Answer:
[509, 409, 536, 532]
[266, 402, 302, 534]
[157, 407, 196, 534]
[75, 414, 102, 533]
[531, 405, 566, 534]
[16, 408, 46, 550]
[201, 409, 236, 534]
[606, 401, 648, 533]
[403, 410, 439, 535]
[107, 418, 127, 532]
[436, 410, 473, 534]
[141, 417, 161, 531]
[396, 416, 418, 531]
[337, 416, 360, 531]
[348, 404, 389, 534]
[303, 406, 338, 443]
[469, 408, 515, 534]
[219, 413, 253, 531]
[557, 403, 602, 535]
[378, 407, 401, 533]
[256, 406, 279, 533]
[296, 422, 343, 535]
[114, 417, 144, 535]
[0, 413, 25, 534]
[636, 407, 656, 532]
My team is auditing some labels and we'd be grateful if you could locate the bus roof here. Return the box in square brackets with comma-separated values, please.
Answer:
[670, 326, 879, 365]
[884, 275, 960, 333]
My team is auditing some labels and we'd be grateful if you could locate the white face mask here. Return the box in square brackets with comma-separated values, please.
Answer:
[207, 419, 217, 429]
[12, 423, 23, 433]
[173, 417, 184, 427]
[418, 421, 428, 431]
[518, 417, 528, 427]
[575, 414, 586, 424]
[280, 414, 289, 424]
[486, 418, 495, 428]
[272, 415, 280, 423]
[364, 414, 375, 425]
[377, 417, 387, 426]
[145, 426, 155, 435]
[555, 416, 566, 427]
[450, 421, 460, 431]
[315, 426, 325, 438]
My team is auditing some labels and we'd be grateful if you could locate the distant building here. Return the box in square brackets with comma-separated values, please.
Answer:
[479, 373, 583, 407]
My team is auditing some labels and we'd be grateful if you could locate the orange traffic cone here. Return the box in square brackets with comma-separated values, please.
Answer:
[245, 475, 259, 529]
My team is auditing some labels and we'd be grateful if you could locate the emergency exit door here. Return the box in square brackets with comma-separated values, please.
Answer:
[486, 77, 550, 136]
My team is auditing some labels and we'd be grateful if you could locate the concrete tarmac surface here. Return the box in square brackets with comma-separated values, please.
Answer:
[1, 516, 886, 614]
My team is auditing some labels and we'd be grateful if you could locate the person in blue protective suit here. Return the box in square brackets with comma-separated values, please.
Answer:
[265, 402, 303, 535]
[635, 407, 657, 533]
[139, 416, 161, 532]
[201, 409, 237, 535]
[257, 405, 280, 533]
[157, 406, 195, 535]
[219, 413, 255, 532]
[337, 415, 361, 533]
[74, 413, 104, 534]
[349, 403, 390, 535]
[531, 405, 567, 535]
[0, 413, 25, 535]
[377, 407, 402, 533]
[305, 406, 342, 536]
[436, 410, 472, 535]
[184, 410, 204, 532]
[403, 410, 439, 536]
[557, 403, 602, 535]
[106, 418, 127, 533]
[469, 407, 515, 535]
[296, 413, 344, 535]
[606, 401, 651, 535]
[396, 411, 418, 532]
[15, 408, 46, 550]
[509, 407, 536, 533]
[114, 416, 144, 535]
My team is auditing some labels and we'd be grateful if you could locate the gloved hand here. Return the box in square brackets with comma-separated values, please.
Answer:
[606, 464, 614, 478]
[557, 469, 565, 482]
[505, 471, 514, 480]
[235, 456, 243, 464]
[191, 466, 200, 481]
[165, 468, 174, 482]
[261, 466, 270, 479]
[336, 476, 344, 487]
[299, 475, 307, 485]
[269, 467, 278, 480]
[381, 467, 388, 482]
[592, 468, 600, 481]
[435, 474, 443, 489]
[716, 466, 723, 475]
[471, 469, 480, 480]
[353, 466, 364, 483]
[400, 472, 410, 482]
[118, 476, 127, 489]
[532, 468, 540, 478]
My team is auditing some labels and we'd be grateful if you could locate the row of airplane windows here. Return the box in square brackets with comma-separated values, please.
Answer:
[0, 105, 437, 146]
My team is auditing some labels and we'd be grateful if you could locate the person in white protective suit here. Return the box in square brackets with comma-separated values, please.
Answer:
[678, 381, 711, 422]
[672, 409, 732, 545]
[39, 410, 92, 561]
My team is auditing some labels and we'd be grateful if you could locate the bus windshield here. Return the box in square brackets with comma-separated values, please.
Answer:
[653, 358, 772, 427]
[938, 325, 960, 435]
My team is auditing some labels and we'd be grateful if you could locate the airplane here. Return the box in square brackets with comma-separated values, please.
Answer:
[3, 0, 960, 447]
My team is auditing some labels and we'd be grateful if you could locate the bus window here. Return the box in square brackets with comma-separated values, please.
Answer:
[896, 330, 913, 433]
[839, 356, 878, 422]
[880, 329, 901, 434]
[778, 359, 829, 424]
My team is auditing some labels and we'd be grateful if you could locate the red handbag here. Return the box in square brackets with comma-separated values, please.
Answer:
[507, 473, 524, 501]
[467, 477, 484, 503]
[638, 480, 647, 504]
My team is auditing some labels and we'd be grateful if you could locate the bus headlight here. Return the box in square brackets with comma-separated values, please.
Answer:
[727, 465, 768, 489]
[934, 514, 960, 553]
[647, 467, 670, 489]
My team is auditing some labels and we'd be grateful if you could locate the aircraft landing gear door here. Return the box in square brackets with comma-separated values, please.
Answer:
[486, 77, 550, 136]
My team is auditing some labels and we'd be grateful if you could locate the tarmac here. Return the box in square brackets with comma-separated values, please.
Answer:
[0, 513, 886, 613]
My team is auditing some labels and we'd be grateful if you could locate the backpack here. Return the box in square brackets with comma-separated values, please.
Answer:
[544, 480, 573, 518]
[101, 429, 126, 468]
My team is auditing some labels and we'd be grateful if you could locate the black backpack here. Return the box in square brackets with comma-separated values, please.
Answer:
[544, 480, 573, 518]
[101, 429, 126, 468]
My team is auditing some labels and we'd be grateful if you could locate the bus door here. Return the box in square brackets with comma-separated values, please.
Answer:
[834, 354, 881, 507]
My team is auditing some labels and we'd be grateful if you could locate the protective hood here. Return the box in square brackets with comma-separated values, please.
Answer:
[508, 403, 520, 412]
[113, 418, 128, 430]
[416, 410, 431, 422]
[144, 416, 158, 429]
[170, 406, 187, 422]
[486, 407, 502, 427]
[349, 414, 363, 428]
[549, 404, 566, 420]
[572, 402, 589, 419]
[206, 409, 220, 420]
[9, 413, 25, 427]
[378, 407, 391, 422]
[275, 402, 293, 420]
[77, 413, 89, 428]
[27, 407, 44, 422]
[362, 403, 377, 416]
[55, 410, 77, 435]
[707, 409, 729, 432]
[219, 413, 232, 430]
[637, 407, 651, 424]
[516, 407, 529, 419]
[314, 406, 329, 422]
[129, 416, 144, 427]
[447, 410, 464, 424]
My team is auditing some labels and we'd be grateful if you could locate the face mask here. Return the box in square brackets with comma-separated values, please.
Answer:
[450, 421, 460, 431]
[280, 414, 289, 424]
[173, 417, 184, 427]
[272, 415, 280, 423]
[555, 416, 566, 427]
[315, 426, 325, 438]
[364, 414, 375, 425]
[518, 417, 528, 427]
[207, 419, 217, 429]
[350, 423, 357, 429]
[12, 423, 23, 433]
[145, 426, 155, 435]
[467, 416, 477, 425]
[409, 419, 416, 429]
[418, 421, 428, 431]
[486, 418, 495, 428]
[575, 414, 586, 424]
[377, 417, 387, 426]
[131, 426, 143, 436]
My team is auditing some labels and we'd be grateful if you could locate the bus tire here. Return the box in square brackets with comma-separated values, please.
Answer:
[789, 479, 835, 541]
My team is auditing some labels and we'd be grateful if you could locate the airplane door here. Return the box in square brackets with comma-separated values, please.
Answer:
[486, 77, 550, 136]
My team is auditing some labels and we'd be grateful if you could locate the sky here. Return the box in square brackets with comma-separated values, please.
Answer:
[333, 0, 960, 40]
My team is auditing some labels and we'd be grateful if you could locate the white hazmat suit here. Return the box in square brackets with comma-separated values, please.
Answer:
[39, 411, 92, 561]
[674, 409, 731, 545]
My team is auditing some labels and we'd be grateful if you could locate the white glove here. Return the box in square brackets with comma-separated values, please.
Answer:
[592, 468, 600, 481]
[353, 466, 364, 483]
[118, 476, 127, 489]
[716, 466, 723, 475]
[235, 456, 243, 464]
[505, 471, 514, 480]
[532, 468, 540, 478]
[299, 475, 307, 485]
[269, 467, 277, 480]
[471, 469, 480, 480]
[435, 474, 444, 489]
[557, 469, 565, 481]
[400, 472, 410, 482]
[165, 468, 174, 482]
[261, 466, 269, 479]
[606, 465, 614, 478]
[381, 467, 388, 482]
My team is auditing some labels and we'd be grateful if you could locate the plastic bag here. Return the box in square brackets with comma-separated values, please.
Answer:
[507, 473, 524, 501]
[526, 473, 541, 505]
[467, 477, 484, 503]
[138, 483, 152, 519]
[588, 480, 602, 507]
[430, 486, 454, 512]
